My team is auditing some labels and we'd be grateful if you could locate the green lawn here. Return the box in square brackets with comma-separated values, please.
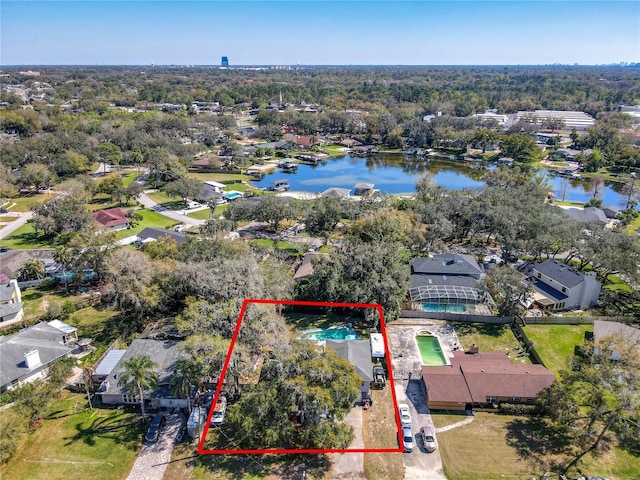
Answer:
[523, 324, 592, 377]
[3, 195, 48, 212]
[0, 393, 144, 480]
[186, 208, 212, 220]
[451, 322, 531, 364]
[438, 412, 637, 480]
[144, 190, 182, 208]
[186, 172, 252, 183]
[1, 223, 54, 249]
[322, 144, 350, 156]
[115, 208, 180, 239]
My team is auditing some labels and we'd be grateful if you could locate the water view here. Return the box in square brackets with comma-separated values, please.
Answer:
[251, 154, 630, 207]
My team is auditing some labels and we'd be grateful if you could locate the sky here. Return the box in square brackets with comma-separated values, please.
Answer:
[1, 1, 639, 66]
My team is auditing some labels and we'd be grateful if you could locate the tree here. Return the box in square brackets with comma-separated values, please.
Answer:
[123, 181, 144, 205]
[538, 334, 640, 476]
[95, 142, 122, 170]
[304, 196, 344, 243]
[622, 173, 639, 209]
[117, 355, 158, 418]
[97, 175, 125, 203]
[20, 164, 56, 190]
[53, 245, 74, 293]
[500, 134, 537, 163]
[481, 265, 531, 317]
[164, 177, 203, 207]
[103, 247, 154, 318]
[18, 258, 45, 281]
[31, 195, 92, 237]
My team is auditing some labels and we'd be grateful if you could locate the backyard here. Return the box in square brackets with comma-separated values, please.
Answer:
[451, 322, 531, 364]
[0, 392, 144, 480]
[435, 412, 639, 480]
[522, 324, 593, 377]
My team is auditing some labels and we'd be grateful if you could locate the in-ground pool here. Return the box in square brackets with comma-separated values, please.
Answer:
[421, 303, 466, 313]
[224, 191, 243, 200]
[302, 325, 359, 342]
[416, 335, 449, 366]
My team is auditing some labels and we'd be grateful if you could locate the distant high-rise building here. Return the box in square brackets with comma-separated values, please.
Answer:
[221, 56, 229, 68]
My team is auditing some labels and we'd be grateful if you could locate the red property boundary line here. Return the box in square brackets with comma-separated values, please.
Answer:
[197, 299, 404, 455]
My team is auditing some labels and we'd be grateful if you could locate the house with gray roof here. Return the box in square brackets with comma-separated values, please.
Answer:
[97, 339, 188, 409]
[326, 339, 373, 405]
[0, 280, 23, 324]
[520, 259, 601, 311]
[137, 227, 187, 245]
[563, 207, 608, 226]
[0, 322, 73, 391]
[593, 321, 640, 359]
[410, 254, 486, 306]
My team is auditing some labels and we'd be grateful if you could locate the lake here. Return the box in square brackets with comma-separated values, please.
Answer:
[250, 154, 629, 207]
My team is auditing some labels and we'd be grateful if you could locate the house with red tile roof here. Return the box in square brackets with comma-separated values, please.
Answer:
[92, 208, 131, 230]
[421, 350, 555, 411]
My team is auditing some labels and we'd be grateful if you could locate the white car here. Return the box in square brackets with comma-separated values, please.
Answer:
[419, 426, 437, 453]
[402, 425, 414, 453]
[398, 403, 412, 427]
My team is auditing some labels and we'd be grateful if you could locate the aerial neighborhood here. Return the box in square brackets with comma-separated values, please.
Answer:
[0, 61, 639, 480]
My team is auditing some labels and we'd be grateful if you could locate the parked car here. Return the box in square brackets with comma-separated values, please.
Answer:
[398, 403, 412, 427]
[145, 413, 166, 443]
[402, 425, 414, 453]
[210, 395, 227, 426]
[373, 365, 386, 388]
[419, 426, 437, 453]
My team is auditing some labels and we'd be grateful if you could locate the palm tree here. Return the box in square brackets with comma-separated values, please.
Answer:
[170, 360, 196, 412]
[53, 246, 73, 294]
[117, 355, 158, 418]
[18, 258, 45, 282]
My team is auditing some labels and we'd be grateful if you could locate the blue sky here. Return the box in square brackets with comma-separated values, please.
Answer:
[1, 1, 639, 65]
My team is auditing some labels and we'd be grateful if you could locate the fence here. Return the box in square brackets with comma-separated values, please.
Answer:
[400, 310, 513, 324]
[523, 316, 635, 325]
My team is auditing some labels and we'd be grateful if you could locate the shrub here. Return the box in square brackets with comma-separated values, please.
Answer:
[497, 402, 542, 416]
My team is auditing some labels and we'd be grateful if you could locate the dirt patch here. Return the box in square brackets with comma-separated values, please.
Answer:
[363, 387, 404, 480]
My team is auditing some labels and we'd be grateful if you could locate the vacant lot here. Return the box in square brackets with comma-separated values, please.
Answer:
[0, 392, 143, 480]
[1, 223, 53, 249]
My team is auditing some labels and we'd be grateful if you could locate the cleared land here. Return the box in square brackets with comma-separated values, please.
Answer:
[523, 324, 593, 377]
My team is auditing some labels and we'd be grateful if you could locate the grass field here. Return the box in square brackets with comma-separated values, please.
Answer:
[522, 324, 592, 377]
[114, 208, 180, 239]
[3, 195, 48, 212]
[451, 322, 531, 364]
[0, 392, 144, 480]
[1, 223, 53, 249]
[186, 172, 252, 183]
[437, 412, 639, 480]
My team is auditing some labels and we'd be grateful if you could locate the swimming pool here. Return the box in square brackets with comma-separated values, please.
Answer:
[302, 325, 359, 341]
[421, 303, 466, 313]
[415, 335, 449, 366]
[224, 191, 243, 200]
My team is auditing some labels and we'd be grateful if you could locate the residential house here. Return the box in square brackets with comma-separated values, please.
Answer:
[321, 187, 351, 199]
[256, 140, 292, 151]
[97, 339, 188, 409]
[292, 252, 327, 282]
[421, 350, 556, 411]
[353, 182, 375, 196]
[552, 148, 593, 161]
[293, 135, 315, 149]
[562, 206, 609, 226]
[0, 322, 74, 391]
[189, 156, 220, 173]
[601, 205, 622, 219]
[352, 145, 377, 156]
[200, 180, 226, 202]
[92, 208, 131, 231]
[409, 254, 485, 307]
[92, 349, 126, 384]
[326, 339, 373, 405]
[339, 138, 362, 148]
[137, 227, 187, 245]
[520, 259, 601, 311]
[0, 279, 23, 324]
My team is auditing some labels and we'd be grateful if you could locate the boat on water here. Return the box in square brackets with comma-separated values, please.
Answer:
[278, 160, 298, 172]
[268, 179, 290, 192]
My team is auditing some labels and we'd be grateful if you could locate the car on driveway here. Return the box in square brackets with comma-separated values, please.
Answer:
[398, 403, 412, 426]
[419, 426, 437, 452]
[402, 425, 414, 452]
[145, 413, 166, 443]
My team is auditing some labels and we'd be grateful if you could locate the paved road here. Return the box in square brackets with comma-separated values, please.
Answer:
[125, 414, 182, 480]
[0, 211, 33, 240]
[332, 408, 365, 479]
[138, 192, 205, 227]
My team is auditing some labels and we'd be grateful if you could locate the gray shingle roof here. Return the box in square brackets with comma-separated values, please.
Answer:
[0, 322, 72, 388]
[563, 207, 608, 225]
[326, 340, 373, 382]
[99, 339, 185, 397]
[411, 254, 483, 278]
[137, 228, 187, 245]
[0, 282, 17, 302]
[532, 259, 585, 288]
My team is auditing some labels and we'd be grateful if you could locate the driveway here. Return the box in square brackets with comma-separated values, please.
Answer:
[0, 211, 33, 240]
[125, 413, 182, 480]
[387, 323, 446, 480]
[331, 407, 365, 479]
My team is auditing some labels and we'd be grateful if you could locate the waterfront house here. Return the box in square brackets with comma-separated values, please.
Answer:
[562, 206, 608, 226]
[353, 182, 375, 196]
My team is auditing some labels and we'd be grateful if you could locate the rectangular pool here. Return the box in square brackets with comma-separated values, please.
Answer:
[421, 303, 466, 313]
[416, 335, 449, 366]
